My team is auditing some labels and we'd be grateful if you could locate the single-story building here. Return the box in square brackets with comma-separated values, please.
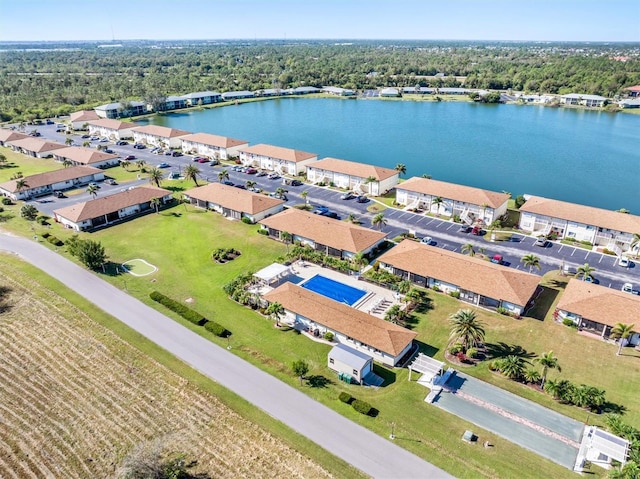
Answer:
[560, 94, 607, 108]
[259, 208, 388, 259]
[183, 183, 285, 222]
[69, 110, 100, 130]
[294, 86, 322, 95]
[263, 282, 416, 366]
[380, 87, 400, 97]
[323, 86, 356, 96]
[87, 118, 138, 140]
[257, 88, 282, 97]
[52, 146, 120, 168]
[132, 125, 191, 149]
[618, 98, 640, 109]
[328, 343, 373, 385]
[0, 129, 29, 147]
[518, 195, 640, 254]
[395, 177, 510, 225]
[180, 91, 222, 106]
[517, 94, 555, 104]
[53, 186, 172, 231]
[0, 165, 104, 200]
[402, 87, 436, 95]
[221, 91, 255, 101]
[306, 157, 399, 196]
[555, 279, 639, 345]
[438, 88, 470, 95]
[164, 95, 187, 111]
[6, 137, 66, 158]
[624, 85, 640, 98]
[180, 133, 248, 160]
[575, 426, 630, 472]
[239, 143, 318, 175]
[377, 239, 540, 316]
[94, 101, 147, 119]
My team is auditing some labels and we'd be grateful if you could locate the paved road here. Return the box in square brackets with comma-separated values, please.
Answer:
[0, 233, 452, 479]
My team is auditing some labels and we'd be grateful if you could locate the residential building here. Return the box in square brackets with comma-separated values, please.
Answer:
[618, 98, 640, 109]
[555, 279, 639, 345]
[183, 183, 285, 223]
[259, 208, 387, 259]
[322, 86, 356, 96]
[6, 137, 66, 158]
[380, 87, 400, 97]
[180, 133, 248, 160]
[395, 177, 510, 225]
[518, 195, 640, 254]
[87, 119, 137, 140]
[327, 344, 373, 385]
[377, 240, 540, 316]
[239, 144, 318, 175]
[306, 157, 399, 195]
[294, 86, 322, 95]
[438, 88, 470, 95]
[263, 282, 416, 366]
[221, 91, 255, 101]
[164, 96, 187, 111]
[402, 87, 436, 95]
[52, 146, 120, 168]
[180, 91, 222, 106]
[517, 94, 554, 104]
[69, 110, 100, 130]
[0, 129, 29, 147]
[53, 186, 172, 231]
[560, 94, 607, 108]
[257, 88, 282, 97]
[624, 85, 640, 98]
[94, 101, 147, 119]
[0, 166, 104, 201]
[132, 125, 191, 148]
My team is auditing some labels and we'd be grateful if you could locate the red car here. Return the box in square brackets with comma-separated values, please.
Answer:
[197, 158, 209, 163]
[245, 168, 257, 174]
[124, 155, 136, 161]
[471, 226, 482, 235]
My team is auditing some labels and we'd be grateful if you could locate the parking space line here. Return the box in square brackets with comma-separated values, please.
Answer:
[571, 248, 576, 256]
[599, 255, 604, 264]
[447, 224, 455, 230]
[558, 245, 564, 252]
[425, 219, 434, 226]
[584, 252, 590, 260]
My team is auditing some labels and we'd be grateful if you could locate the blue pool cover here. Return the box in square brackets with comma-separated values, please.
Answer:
[302, 275, 367, 306]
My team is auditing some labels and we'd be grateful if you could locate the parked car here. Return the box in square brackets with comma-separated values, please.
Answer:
[268, 172, 280, 180]
[157, 162, 170, 168]
[619, 256, 631, 268]
[356, 195, 369, 203]
[88, 182, 100, 189]
[471, 226, 483, 235]
[30, 131, 42, 136]
[171, 151, 183, 157]
[116, 140, 129, 146]
[133, 143, 145, 149]
[490, 254, 503, 265]
[246, 168, 258, 174]
[458, 224, 471, 233]
[124, 155, 136, 161]
[622, 283, 636, 294]
[164, 150, 173, 156]
[105, 179, 117, 185]
[256, 170, 268, 177]
[290, 179, 303, 186]
[233, 184, 246, 189]
[104, 148, 114, 154]
[99, 138, 108, 143]
[534, 236, 548, 247]
[53, 191, 65, 198]
[46, 120, 54, 125]
[91, 136, 100, 140]
[197, 158, 209, 163]
[312, 206, 330, 215]
[222, 180, 234, 186]
[81, 134, 90, 139]
[340, 192, 354, 200]
[322, 211, 340, 219]
[420, 236, 433, 245]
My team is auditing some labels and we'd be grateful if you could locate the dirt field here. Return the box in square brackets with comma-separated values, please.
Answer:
[0, 267, 333, 479]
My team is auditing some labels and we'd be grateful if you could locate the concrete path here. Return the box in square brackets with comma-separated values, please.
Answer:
[0, 233, 452, 479]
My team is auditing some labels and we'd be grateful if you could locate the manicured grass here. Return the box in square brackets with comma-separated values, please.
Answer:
[0, 146, 61, 182]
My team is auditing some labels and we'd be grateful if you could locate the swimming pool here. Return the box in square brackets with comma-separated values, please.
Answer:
[301, 274, 367, 306]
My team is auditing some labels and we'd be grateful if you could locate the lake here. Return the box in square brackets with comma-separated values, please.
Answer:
[139, 98, 640, 211]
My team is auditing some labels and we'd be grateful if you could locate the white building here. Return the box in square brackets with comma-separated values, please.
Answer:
[6, 137, 66, 158]
[395, 177, 510, 225]
[132, 125, 191, 149]
[69, 110, 100, 130]
[52, 146, 120, 168]
[0, 129, 29, 147]
[87, 119, 138, 140]
[239, 144, 318, 175]
[180, 91, 222, 106]
[380, 87, 400, 97]
[306, 157, 399, 195]
[322, 86, 356, 96]
[94, 101, 147, 119]
[180, 133, 248, 160]
[0, 166, 104, 201]
[560, 94, 607, 108]
[328, 344, 373, 385]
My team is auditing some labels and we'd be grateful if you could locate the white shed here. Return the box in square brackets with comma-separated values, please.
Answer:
[328, 343, 373, 385]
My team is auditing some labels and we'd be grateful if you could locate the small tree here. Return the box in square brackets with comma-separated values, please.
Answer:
[371, 212, 387, 230]
[64, 137, 73, 146]
[301, 190, 309, 204]
[266, 301, 285, 327]
[135, 159, 147, 172]
[147, 167, 164, 188]
[218, 169, 230, 183]
[431, 196, 443, 216]
[86, 184, 99, 199]
[15, 178, 29, 196]
[0, 152, 6, 165]
[461, 243, 475, 256]
[62, 158, 73, 168]
[183, 164, 201, 186]
[20, 204, 38, 221]
[610, 323, 635, 356]
[280, 231, 292, 253]
[521, 254, 541, 273]
[291, 359, 309, 387]
[71, 239, 108, 270]
[394, 163, 407, 178]
[150, 197, 161, 214]
[533, 350, 561, 388]
[120, 159, 130, 171]
[576, 263, 595, 281]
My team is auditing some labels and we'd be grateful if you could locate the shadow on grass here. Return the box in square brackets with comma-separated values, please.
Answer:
[602, 401, 627, 415]
[372, 364, 396, 386]
[0, 285, 13, 314]
[101, 261, 126, 277]
[526, 286, 562, 321]
[413, 297, 433, 314]
[164, 185, 186, 193]
[306, 375, 333, 388]
[415, 339, 439, 357]
[368, 408, 380, 418]
[485, 342, 536, 360]
[0, 213, 15, 223]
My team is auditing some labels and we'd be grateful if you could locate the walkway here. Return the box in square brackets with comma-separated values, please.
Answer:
[0, 233, 452, 479]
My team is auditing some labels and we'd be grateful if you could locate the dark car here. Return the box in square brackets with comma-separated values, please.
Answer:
[104, 148, 114, 154]
[290, 179, 303, 186]
[356, 195, 369, 203]
[233, 184, 246, 189]
[124, 155, 136, 161]
[81, 134, 91, 139]
[133, 143, 146, 149]
[458, 225, 471, 233]
[116, 140, 129, 146]
[171, 151, 183, 157]
[322, 211, 340, 219]
[223, 180, 234, 186]
[246, 168, 258, 174]
[53, 191, 65, 198]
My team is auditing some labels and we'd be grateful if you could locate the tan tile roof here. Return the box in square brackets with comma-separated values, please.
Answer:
[184, 183, 284, 214]
[556, 279, 640, 327]
[87, 118, 137, 130]
[520, 196, 640, 235]
[263, 282, 416, 356]
[239, 143, 317, 163]
[0, 130, 29, 143]
[53, 146, 119, 165]
[132, 125, 191, 138]
[0, 166, 102, 193]
[54, 186, 171, 223]
[259, 208, 387, 254]
[311, 157, 399, 181]
[69, 110, 100, 123]
[397, 177, 510, 209]
[180, 133, 248, 149]
[378, 240, 540, 307]
[7, 137, 66, 153]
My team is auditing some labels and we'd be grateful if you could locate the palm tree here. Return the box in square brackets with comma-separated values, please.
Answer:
[147, 167, 164, 188]
[576, 263, 595, 281]
[534, 351, 561, 388]
[301, 190, 309, 204]
[135, 159, 146, 172]
[394, 163, 407, 178]
[364, 175, 377, 194]
[431, 196, 443, 216]
[449, 309, 485, 352]
[352, 252, 368, 274]
[62, 158, 73, 168]
[610, 323, 635, 356]
[245, 180, 257, 190]
[630, 233, 640, 258]
[371, 213, 387, 230]
[523, 368, 541, 385]
[275, 187, 288, 199]
[120, 159, 130, 171]
[616, 208, 630, 214]
[265, 301, 285, 327]
[82, 141, 91, 148]
[217, 169, 230, 183]
[150, 197, 161, 214]
[64, 137, 73, 146]
[461, 243, 475, 256]
[346, 213, 360, 224]
[15, 178, 29, 196]
[280, 231, 292, 253]
[421, 173, 432, 179]
[498, 355, 528, 380]
[183, 164, 201, 186]
[521, 254, 541, 273]
[86, 184, 99, 199]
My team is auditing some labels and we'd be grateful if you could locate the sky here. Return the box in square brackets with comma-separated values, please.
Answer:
[1, 0, 639, 42]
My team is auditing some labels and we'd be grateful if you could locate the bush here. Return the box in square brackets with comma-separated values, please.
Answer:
[149, 291, 208, 326]
[204, 320, 229, 337]
[562, 318, 577, 328]
[1, 197, 12, 205]
[338, 392, 353, 404]
[496, 307, 510, 316]
[241, 216, 253, 224]
[323, 331, 334, 341]
[41, 232, 50, 238]
[352, 399, 373, 416]
[466, 347, 479, 359]
[449, 344, 461, 355]
[449, 290, 460, 299]
[36, 215, 50, 225]
[20, 204, 38, 221]
[46, 236, 63, 246]
[257, 228, 268, 235]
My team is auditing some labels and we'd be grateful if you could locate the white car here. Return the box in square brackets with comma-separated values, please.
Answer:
[622, 283, 634, 294]
[619, 256, 631, 268]
[421, 236, 433, 245]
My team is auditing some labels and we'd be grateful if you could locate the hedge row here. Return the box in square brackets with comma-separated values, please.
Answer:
[46, 235, 63, 246]
[149, 291, 230, 338]
[337, 392, 373, 416]
[338, 392, 353, 404]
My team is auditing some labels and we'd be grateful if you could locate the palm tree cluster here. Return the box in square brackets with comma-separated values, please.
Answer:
[604, 414, 640, 478]
[544, 379, 606, 411]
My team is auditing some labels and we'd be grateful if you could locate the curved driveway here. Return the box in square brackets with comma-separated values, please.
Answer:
[0, 233, 452, 479]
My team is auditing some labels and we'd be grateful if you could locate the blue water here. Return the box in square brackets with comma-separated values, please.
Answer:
[140, 99, 640, 210]
[301, 274, 366, 306]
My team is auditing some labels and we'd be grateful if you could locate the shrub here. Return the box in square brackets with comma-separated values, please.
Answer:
[496, 307, 510, 316]
[466, 347, 479, 359]
[20, 204, 38, 221]
[431, 286, 441, 292]
[0, 207, 3, 213]
[323, 331, 334, 341]
[36, 215, 50, 225]
[149, 291, 208, 326]
[41, 232, 50, 238]
[204, 320, 229, 337]
[514, 195, 526, 208]
[449, 290, 460, 299]
[46, 236, 63, 246]
[257, 228, 268, 235]
[449, 344, 461, 355]
[241, 216, 253, 224]
[1, 197, 12, 205]
[562, 318, 577, 328]
[352, 399, 373, 416]
[338, 392, 353, 404]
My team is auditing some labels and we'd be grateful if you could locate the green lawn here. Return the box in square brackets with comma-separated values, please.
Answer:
[0, 146, 61, 182]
